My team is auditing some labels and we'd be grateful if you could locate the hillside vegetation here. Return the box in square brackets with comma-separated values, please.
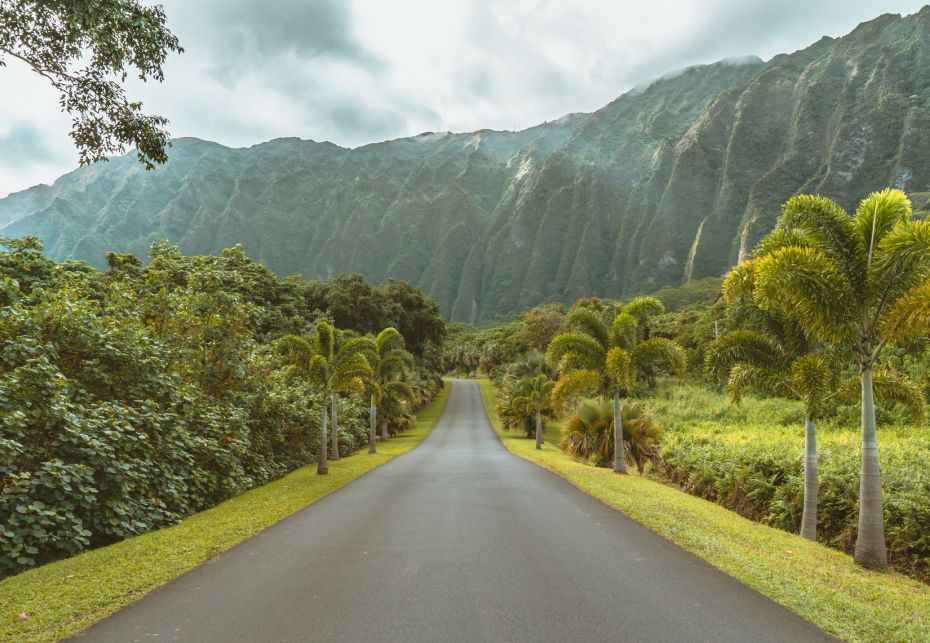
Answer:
[6, 9, 930, 321]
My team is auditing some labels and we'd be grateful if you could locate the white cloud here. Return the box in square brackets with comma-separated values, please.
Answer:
[0, 0, 926, 197]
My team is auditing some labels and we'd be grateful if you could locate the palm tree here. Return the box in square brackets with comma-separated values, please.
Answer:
[504, 349, 553, 381]
[508, 375, 555, 449]
[706, 329, 833, 540]
[547, 302, 684, 474]
[560, 398, 662, 471]
[278, 321, 372, 474]
[366, 327, 416, 451]
[727, 188, 930, 567]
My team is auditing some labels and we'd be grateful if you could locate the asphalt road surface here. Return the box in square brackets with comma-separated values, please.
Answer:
[76, 379, 833, 642]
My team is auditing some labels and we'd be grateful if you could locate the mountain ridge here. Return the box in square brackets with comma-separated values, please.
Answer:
[4, 7, 930, 322]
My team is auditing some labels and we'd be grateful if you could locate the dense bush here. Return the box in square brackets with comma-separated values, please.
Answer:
[0, 238, 443, 577]
[559, 399, 662, 472]
[650, 383, 930, 579]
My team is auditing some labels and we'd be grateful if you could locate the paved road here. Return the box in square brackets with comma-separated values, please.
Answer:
[76, 380, 833, 642]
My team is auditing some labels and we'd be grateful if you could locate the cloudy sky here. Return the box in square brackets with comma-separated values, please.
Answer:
[0, 0, 926, 197]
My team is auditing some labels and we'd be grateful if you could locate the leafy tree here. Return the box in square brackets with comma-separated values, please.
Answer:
[0, 0, 182, 168]
[380, 279, 446, 358]
[547, 302, 684, 473]
[278, 322, 372, 473]
[727, 189, 930, 568]
[513, 303, 566, 352]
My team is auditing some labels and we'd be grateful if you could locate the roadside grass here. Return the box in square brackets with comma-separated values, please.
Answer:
[476, 378, 930, 643]
[0, 382, 449, 643]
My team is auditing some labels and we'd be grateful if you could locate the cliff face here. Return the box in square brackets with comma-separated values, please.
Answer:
[4, 9, 930, 322]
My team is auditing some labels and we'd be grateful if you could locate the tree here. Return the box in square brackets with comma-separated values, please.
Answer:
[513, 303, 566, 351]
[706, 329, 833, 540]
[559, 399, 662, 471]
[510, 375, 554, 449]
[0, 0, 182, 168]
[278, 322, 372, 475]
[366, 327, 415, 449]
[381, 279, 446, 357]
[547, 302, 684, 474]
[728, 189, 930, 567]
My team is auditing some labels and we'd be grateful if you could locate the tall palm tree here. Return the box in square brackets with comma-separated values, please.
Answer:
[727, 188, 930, 567]
[366, 327, 415, 451]
[546, 302, 684, 474]
[706, 329, 833, 540]
[278, 321, 372, 474]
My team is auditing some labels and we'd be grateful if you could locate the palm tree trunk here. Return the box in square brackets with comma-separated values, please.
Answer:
[535, 410, 543, 450]
[380, 420, 389, 441]
[799, 415, 818, 541]
[330, 393, 340, 461]
[612, 389, 628, 474]
[854, 367, 887, 568]
[317, 402, 329, 475]
[369, 393, 377, 454]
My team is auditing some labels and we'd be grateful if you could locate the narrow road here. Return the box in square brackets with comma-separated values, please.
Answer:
[77, 380, 832, 642]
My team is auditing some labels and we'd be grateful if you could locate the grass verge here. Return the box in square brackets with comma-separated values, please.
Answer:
[476, 378, 930, 643]
[1, 382, 449, 642]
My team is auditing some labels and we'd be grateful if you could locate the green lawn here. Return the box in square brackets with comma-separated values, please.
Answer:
[476, 378, 930, 643]
[0, 383, 449, 643]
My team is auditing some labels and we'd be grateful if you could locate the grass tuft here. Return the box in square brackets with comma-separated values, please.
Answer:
[477, 378, 930, 643]
[0, 383, 449, 643]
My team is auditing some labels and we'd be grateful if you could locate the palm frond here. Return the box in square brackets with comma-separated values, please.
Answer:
[631, 337, 686, 376]
[546, 332, 606, 372]
[778, 194, 866, 291]
[277, 334, 314, 371]
[855, 189, 913, 261]
[563, 307, 609, 350]
[605, 346, 635, 393]
[551, 369, 602, 409]
[609, 312, 638, 350]
[870, 369, 927, 423]
[870, 220, 930, 310]
[753, 245, 857, 343]
[722, 259, 757, 302]
[881, 279, 930, 345]
[727, 365, 790, 405]
[752, 228, 811, 258]
[704, 330, 786, 379]
[621, 296, 664, 324]
[789, 353, 833, 419]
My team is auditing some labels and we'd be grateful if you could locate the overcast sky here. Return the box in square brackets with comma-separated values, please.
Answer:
[1, 0, 927, 197]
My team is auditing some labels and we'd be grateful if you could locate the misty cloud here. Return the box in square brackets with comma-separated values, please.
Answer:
[0, 124, 55, 165]
[1, 0, 927, 197]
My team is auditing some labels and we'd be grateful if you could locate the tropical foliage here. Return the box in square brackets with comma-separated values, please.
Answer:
[725, 189, 930, 568]
[456, 187, 930, 579]
[560, 399, 662, 472]
[546, 298, 684, 473]
[0, 238, 443, 577]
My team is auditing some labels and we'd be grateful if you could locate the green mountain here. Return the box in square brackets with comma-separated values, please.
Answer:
[4, 8, 930, 322]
